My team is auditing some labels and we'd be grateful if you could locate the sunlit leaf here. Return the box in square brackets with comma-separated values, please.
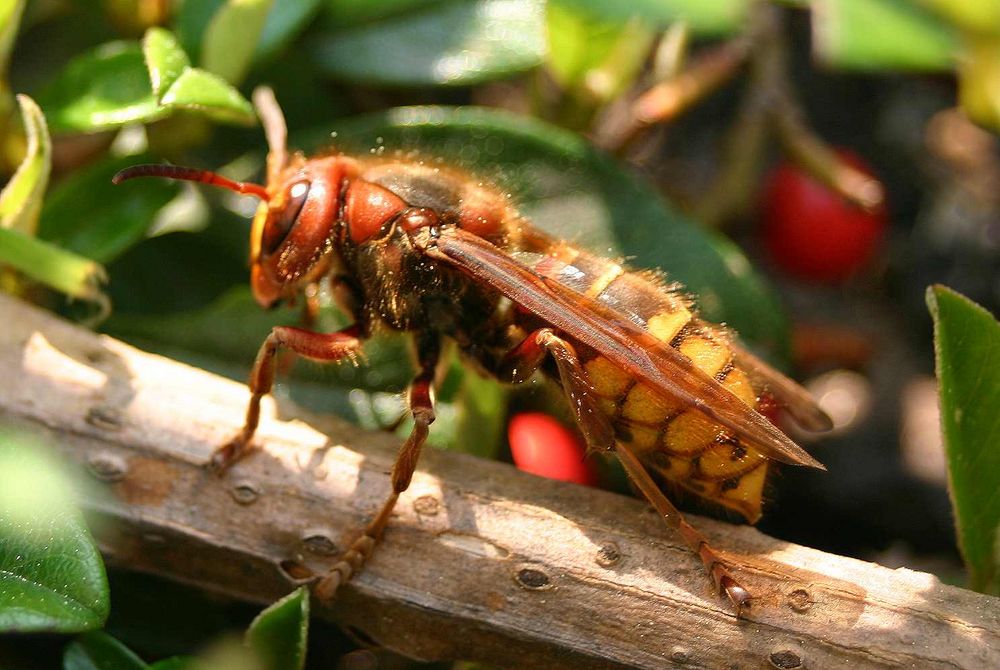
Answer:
[159, 68, 255, 124]
[0, 94, 50, 235]
[0, 431, 109, 633]
[0, 0, 26, 75]
[811, 0, 958, 71]
[958, 35, 1000, 131]
[38, 42, 167, 133]
[0, 227, 109, 316]
[143, 27, 190, 99]
[202, 0, 275, 85]
[554, 0, 747, 36]
[245, 587, 309, 670]
[927, 285, 1000, 595]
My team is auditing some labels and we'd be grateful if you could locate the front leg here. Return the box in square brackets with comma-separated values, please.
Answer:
[210, 324, 363, 473]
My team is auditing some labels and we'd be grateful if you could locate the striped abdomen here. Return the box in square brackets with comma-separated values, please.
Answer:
[524, 243, 769, 522]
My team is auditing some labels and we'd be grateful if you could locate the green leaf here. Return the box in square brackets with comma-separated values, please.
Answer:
[326, 106, 788, 356]
[64, 632, 148, 670]
[313, 0, 545, 86]
[159, 68, 255, 124]
[454, 363, 507, 459]
[958, 35, 1000, 131]
[324, 0, 451, 28]
[256, 0, 324, 60]
[202, 0, 275, 85]
[38, 154, 181, 263]
[811, 0, 958, 71]
[0, 0, 26, 75]
[0, 431, 109, 633]
[142, 27, 191, 99]
[553, 0, 747, 36]
[245, 587, 309, 670]
[546, 2, 636, 90]
[37, 42, 168, 133]
[148, 659, 192, 670]
[0, 225, 109, 316]
[0, 94, 50, 235]
[927, 285, 1000, 595]
[917, 0, 1000, 35]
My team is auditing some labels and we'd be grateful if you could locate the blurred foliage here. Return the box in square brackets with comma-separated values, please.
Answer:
[0, 0, 998, 666]
[0, 429, 109, 633]
[928, 286, 1000, 596]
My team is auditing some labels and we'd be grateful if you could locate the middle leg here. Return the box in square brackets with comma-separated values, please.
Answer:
[314, 335, 441, 600]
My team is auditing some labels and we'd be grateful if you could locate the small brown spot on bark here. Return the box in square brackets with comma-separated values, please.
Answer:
[670, 647, 690, 664]
[596, 541, 622, 567]
[114, 457, 176, 505]
[85, 406, 122, 431]
[301, 529, 338, 555]
[769, 650, 802, 669]
[514, 566, 551, 590]
[230, 480, 259, 505]
[86, 452, 127, 482]
[485, 591, 506, 611]
[787, 588, 814, 612]
[413, 494, 440, 516]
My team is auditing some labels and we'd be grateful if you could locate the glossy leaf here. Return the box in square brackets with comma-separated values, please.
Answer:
[0, 432, 109, 633]
[0, 94, 50, 235]
[811, 0, 958, 71]
[323, 0, 451, 28]
[38, 42, 167, 133]
[326, 106, 789, 355]
[0, 0, 25, 75]
[927, 285, 1000, 595]
[159, 68, 255, 124]
[553, 0, 747, 36]
[256, 0, 324, 60]
[143, 27, 190, 98]
[39, 154, 181, 263]
[245, 587, 309, 670]
[64, 632, 148, 670]
[313, 0, 545, 86]
[202, 0, 275, 85]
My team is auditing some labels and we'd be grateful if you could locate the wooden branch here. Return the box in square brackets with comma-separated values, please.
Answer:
[2, 293, 998, 669]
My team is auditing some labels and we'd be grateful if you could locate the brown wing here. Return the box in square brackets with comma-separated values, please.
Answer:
[421, 226, 824, 469]
[725, 337, 833, 432]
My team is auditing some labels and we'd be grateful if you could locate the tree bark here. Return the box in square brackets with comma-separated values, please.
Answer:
[1, 294, 997, 669]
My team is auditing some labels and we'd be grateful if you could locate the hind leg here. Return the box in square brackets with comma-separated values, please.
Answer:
[501, 327, 751, 616]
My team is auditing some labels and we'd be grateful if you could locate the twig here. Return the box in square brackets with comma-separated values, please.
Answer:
[1, 293, 998, 669]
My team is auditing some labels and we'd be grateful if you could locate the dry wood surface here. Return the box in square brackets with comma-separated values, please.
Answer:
[1, 293, 998, 669]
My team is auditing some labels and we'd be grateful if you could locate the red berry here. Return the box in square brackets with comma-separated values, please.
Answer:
[761, 151, 888, 283]
[508, 412, 598, 486]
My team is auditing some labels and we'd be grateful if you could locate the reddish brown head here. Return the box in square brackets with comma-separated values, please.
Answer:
[112, 87, 351, 309]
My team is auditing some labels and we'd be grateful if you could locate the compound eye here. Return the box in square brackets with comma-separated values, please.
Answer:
[263, 180, 310, 254]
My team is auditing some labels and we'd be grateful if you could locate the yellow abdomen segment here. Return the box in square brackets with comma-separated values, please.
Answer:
[584, 322, 768, 523]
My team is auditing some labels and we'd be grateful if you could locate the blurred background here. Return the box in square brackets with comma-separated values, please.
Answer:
[1, 0, 998, 668]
